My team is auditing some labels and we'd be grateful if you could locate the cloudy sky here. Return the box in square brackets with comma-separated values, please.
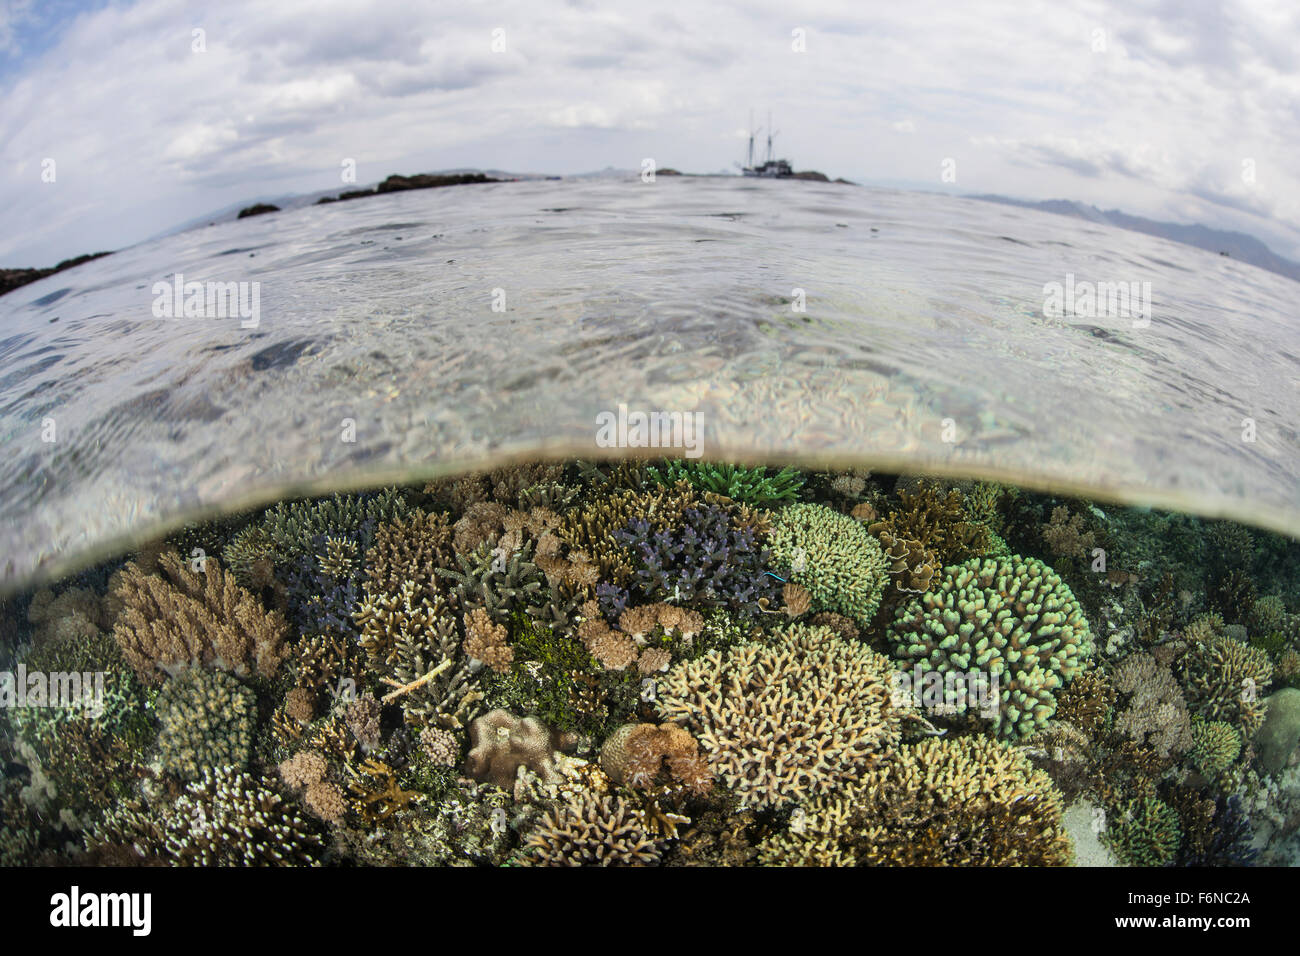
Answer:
[2, 0, 1297, 267]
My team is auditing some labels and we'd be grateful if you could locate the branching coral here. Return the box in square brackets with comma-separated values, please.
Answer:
[1106, 795, 1182, 866]
[759, 736, 1073, 866]
[89, 767, 324, 866]
[221, 489, 410, 586]
[1189, 720, 1241, 777]
[1111, 651, 1194, 760]
[769, 502, 889, 627]
[156, 669, 256, 781]
[887, 555, 1093, 739]
[1181, 634, 1273, 735]
[463, 607, 514, 673]
[111, 551, 289, 686]
[868, 481, 992, 569]
[354, 581, 482, 730]
[645, 461, 804, 505]
[656, 623, 911, 809]
[523, 790, 667, 866]
[614, 504, 781, 617]
[559, 483, 699, 586]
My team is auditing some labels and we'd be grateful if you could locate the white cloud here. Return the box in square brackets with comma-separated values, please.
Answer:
[1, 0, 1297, 265]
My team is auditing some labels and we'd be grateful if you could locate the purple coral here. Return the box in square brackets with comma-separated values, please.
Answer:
[614, 505, 780, 617]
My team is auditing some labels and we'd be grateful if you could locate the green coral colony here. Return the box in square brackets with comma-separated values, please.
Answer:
[2, 459, 1298, 866]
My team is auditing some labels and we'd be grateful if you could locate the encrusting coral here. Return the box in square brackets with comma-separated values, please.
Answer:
[887, 555, 1093, 739]
[656, 623, 912, 809]
[111, 551, 289, 686]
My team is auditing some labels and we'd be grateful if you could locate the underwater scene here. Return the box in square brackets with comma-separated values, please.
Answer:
[3, 458, 1298, 867]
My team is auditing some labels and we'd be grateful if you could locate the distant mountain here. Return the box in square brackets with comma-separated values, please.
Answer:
[968, 194, 1300, 285]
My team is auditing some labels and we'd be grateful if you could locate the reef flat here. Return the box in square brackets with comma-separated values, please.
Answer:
[2, 459, 1298, 866]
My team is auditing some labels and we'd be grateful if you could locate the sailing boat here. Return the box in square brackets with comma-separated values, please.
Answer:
[740, 110, 793, 178]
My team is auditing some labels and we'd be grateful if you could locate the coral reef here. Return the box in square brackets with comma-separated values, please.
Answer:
[1111, 651, 1194, 760]
[759, 736, 1072, 866]
[656, 623, 911, 809]
[599, 722, 711, 793]
[887, 555, 1093, 739]
[111, 552, 289, 686]
[155, 669, 256, 781]
[769, 502, 890, 626]
[1189, 720, 1242, 777]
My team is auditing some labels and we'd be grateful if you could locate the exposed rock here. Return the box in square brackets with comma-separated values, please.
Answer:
[236, 203, 280, 219]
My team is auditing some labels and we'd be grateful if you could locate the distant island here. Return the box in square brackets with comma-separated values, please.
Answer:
[969, 194, 1300, 285]
[0, 251, 113, 298]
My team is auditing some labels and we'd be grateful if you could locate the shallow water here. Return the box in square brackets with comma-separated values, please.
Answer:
[1, 176, 1297, 594]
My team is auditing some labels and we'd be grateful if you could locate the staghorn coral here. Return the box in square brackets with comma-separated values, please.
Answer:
[887, 555, 1093, 739]
[437, 538, 547, 624]
[600, 723, 712, 794]
[645, 461, 804, 505]
[362, 509, 455, 602]
[1053, 669, 1116, 740]
[1208, 570, 1258, 627]
[769, 502, 890, 627]
[1190, 720, 1242, 777]
[111, 551, 288, 686]
[614, 504, 781, 618]
[1174, 793, 1258, 867]
[155, 669, 257, 781]
[1181, 634, 1273, 735]
[523, 789, 667, 866]
[354, 580, 483, 730]
[89, 767, 324, 866]
[221, 489, 410, 586]
[559, 483, 699, 586]
[1107, 795, 1182, 867]
[759, 735, 1072, 866]
[464, 709, 578, 790]
[657, 623, 911, 809]
[1111, 651, 1194, 760]
[869, 481, 992, 569]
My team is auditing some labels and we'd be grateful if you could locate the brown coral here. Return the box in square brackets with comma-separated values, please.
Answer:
[1111, 651, 1194, 759]
[464, 709, 578, 790]
[600, 723, 712, 795]
[1181, 634, 1273, 735]
[1042, 505, 1097, 561]
[781, 582, 812, 617]
[111, 552, 288, 686]
[463, 607, 514, 673]
[657, 623, 912, 809]
[524, 790, 666, 866]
